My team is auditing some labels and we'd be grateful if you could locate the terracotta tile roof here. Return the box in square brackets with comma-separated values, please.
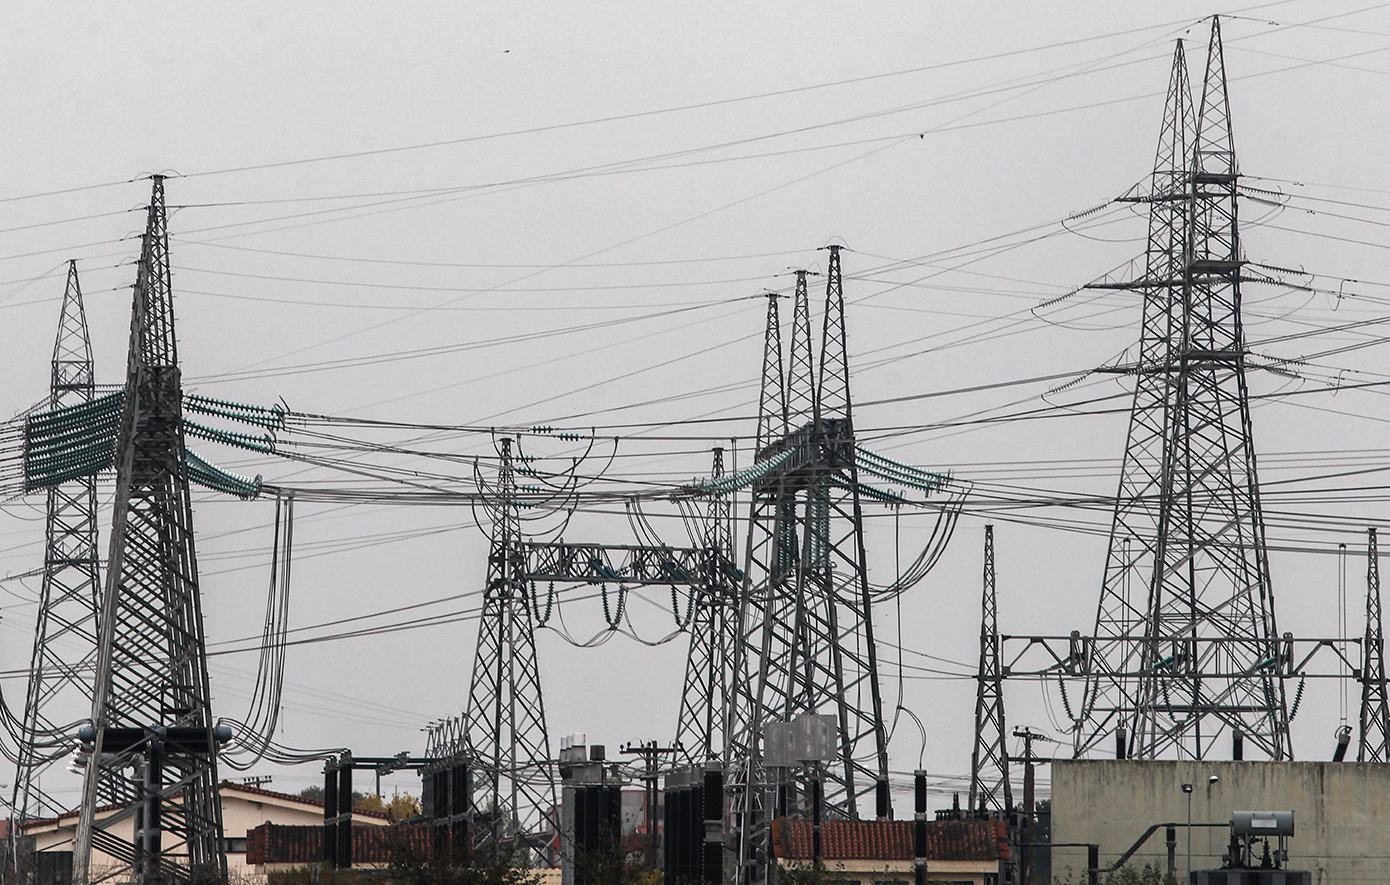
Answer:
[247, 823, 430, 866]
[923, 819, 1009, 862]
[771, 818, 1008, 862]
[218, 780, 392, 821]
[19, 803, 125, 831]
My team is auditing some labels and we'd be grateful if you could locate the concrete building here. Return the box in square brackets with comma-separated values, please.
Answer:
[19, 781, 391, 883]
[1050, 760, 1390, 883]
[771, 818, 1009, 885]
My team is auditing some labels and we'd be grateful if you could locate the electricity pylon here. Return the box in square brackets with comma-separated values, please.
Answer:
[1080, 39, 1194, 759]
[460, 437, 554, 849]
[675, 447, 740, 761]
[75, 177, 227, 885]
[969, 526, 1011, 814]
[727, 290, 791, 772]
[1360, 527, 1389, 762]
[735, 247, 890, 816]
[14, 262, 105, 825]
[1079, 19, 1290, 761]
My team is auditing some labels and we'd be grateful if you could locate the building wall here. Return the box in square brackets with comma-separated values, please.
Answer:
[777, 857, 993, 884]
[24, 787, 389, 882]
[1051, 760, 1390, 884]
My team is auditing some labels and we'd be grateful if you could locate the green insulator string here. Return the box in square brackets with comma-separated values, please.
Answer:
[1058, 676, 1074, 723]
[600, 582, 626, 629]
[671, 583, 694, 630]
[531, 580, 555, 626]
[1289, 677, 1307, 722]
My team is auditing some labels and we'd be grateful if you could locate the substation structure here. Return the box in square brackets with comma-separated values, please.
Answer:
[963, 20, 1390, 885]
[423, 247, 966, 885]
[10, 16, 1390, 885]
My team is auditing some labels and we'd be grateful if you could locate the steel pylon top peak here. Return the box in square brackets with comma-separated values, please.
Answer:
[756, 291, 787, 452]
[52, 260, 94, 398]
[816, 245, 850, 428]
[787, 269, 816, 430]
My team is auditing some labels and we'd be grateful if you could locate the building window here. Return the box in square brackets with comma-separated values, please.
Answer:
[222, 837, 248, 854]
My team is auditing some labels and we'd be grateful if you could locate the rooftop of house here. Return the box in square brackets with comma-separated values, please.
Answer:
[20, 780, 391, 832]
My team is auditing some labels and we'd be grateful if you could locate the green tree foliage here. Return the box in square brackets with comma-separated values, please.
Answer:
[387, 793, 424, 821]
[384, 834, 541, 885]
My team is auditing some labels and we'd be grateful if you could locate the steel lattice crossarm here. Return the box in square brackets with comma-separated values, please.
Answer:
[22, 388, 280, 499]
[517, 541, 738, 587]
[1001, 632, 1359, 680]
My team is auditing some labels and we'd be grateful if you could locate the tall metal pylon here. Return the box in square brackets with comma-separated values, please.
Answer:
[460, 437, 554, 850]
[1080, 39, 1194, 759]
[14, 262, 105, 826]
[968, 526, 1011, 814]
[1359, 527, 1389, 762]
[1080, 19, 1290, 761]
[75, 177, 227, 884]
[675, 447, 739, 761]
[728, 292, 791, 767]
[738, 246, 889, 816]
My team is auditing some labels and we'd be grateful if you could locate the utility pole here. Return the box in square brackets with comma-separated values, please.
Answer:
[723, 254, 954, 885]
[1010, 728, 1056, 885]
[734, 247, 894, 814]
[622, 741, 680, 867]
[675, 447, 740, 763]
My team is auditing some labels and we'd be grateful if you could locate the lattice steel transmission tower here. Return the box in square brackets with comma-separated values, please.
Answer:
[459, 437, 554, 849]
[75, 176, 227, 885]
[969, 526, 1011, 814]
[735, 247, 890, 816]
[675, 447, 740, 762]
[1359, 527, 1389, 762]
[14, 262, 105, 825]
[727, 290, 790, 775]
[1078, 19, 1290, 761]
[1081, 40, 1194, 759]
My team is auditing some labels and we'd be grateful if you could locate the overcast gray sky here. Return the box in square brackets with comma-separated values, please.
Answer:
[4, 1, 1390, 809]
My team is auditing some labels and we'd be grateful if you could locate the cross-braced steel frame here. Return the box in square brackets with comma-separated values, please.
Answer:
[457, 437, 555, 851]
[14, 262, 107, 829]
[1077, 20, 1290, 761]
[731, 249, 889, 822]
[75, 177, 226, 885]
[969, 526, 1011, 814]
[675, 447, 741, 763]
[1360, 527, 1389, 762]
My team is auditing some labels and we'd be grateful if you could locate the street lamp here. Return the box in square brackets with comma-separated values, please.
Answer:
[1182, 783, 1194, 879]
